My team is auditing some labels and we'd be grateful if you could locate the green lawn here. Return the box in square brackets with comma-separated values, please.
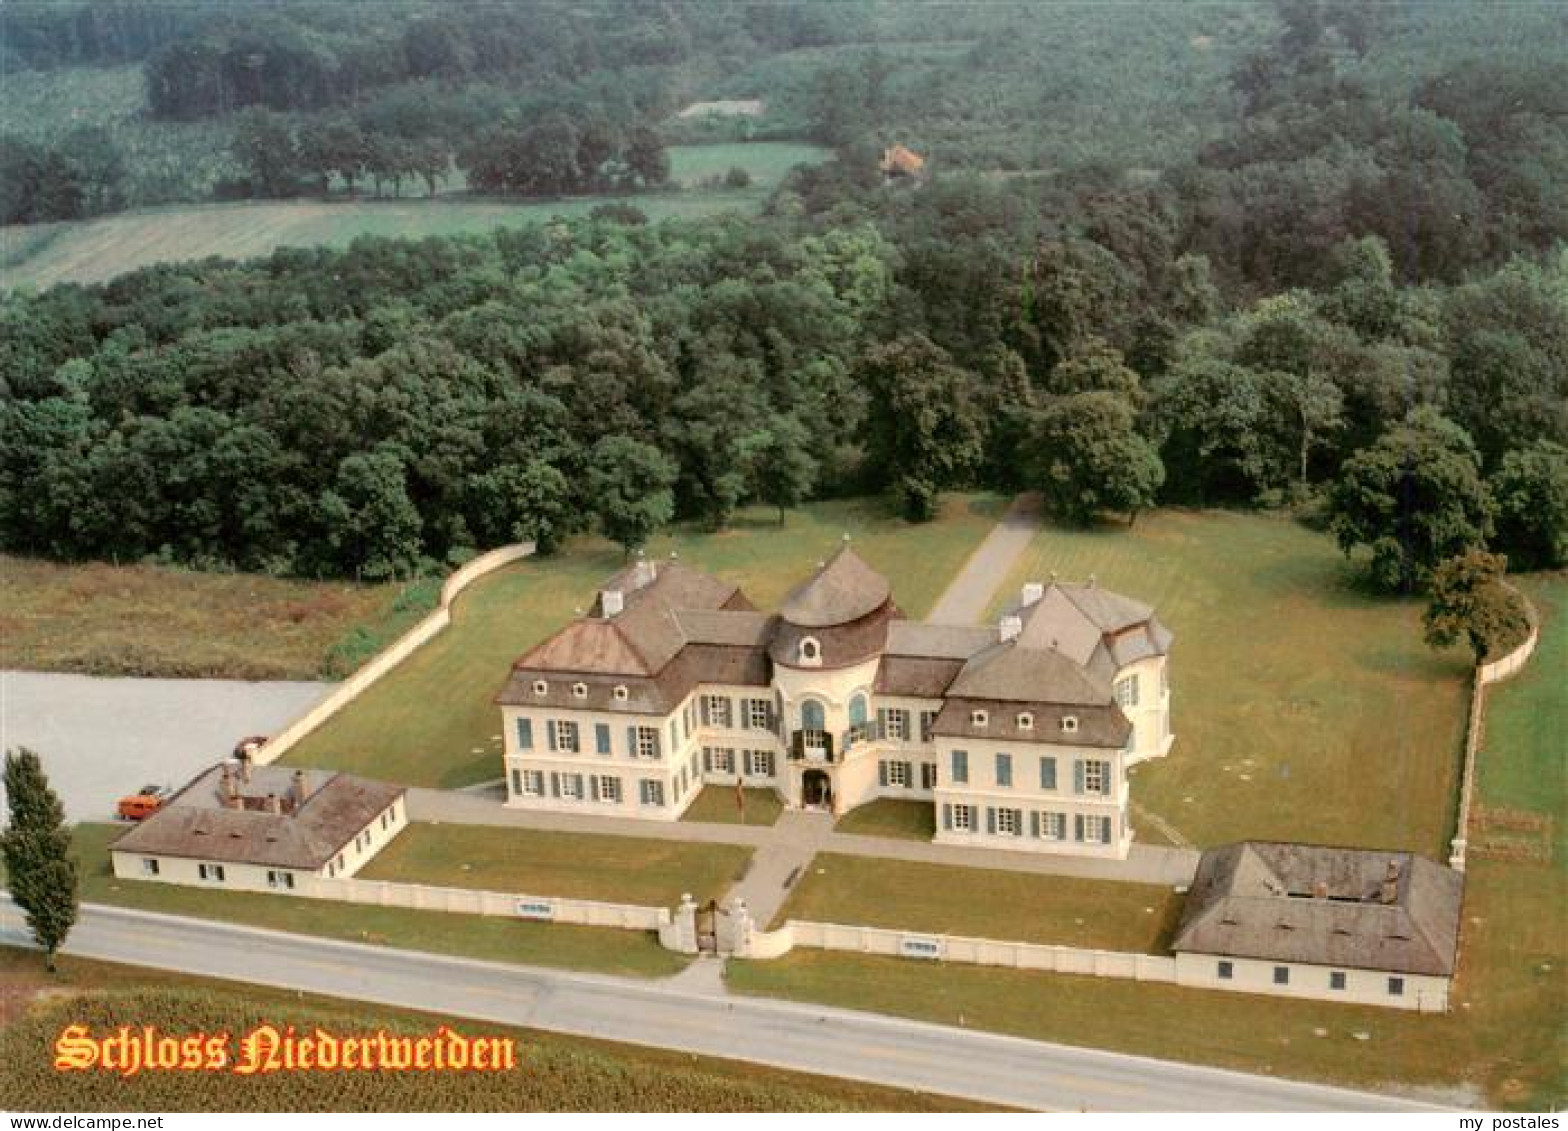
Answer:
[988, 510, 1471, 856]
[730, 574, 1568, 1110]
[667, 142, 830, 188]
[358, 822, 747, 906]
[774, 853, 1181, 950]
[71, 824, 685, 978]
[833, 799, 935, 841]
[681, 786, 784, 827]
[284, 493, 1003, 788]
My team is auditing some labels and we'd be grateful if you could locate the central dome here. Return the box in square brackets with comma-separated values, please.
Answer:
[779, 546, 892, 628]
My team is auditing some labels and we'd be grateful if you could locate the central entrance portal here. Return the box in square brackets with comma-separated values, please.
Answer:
[802, 768, 833, 810]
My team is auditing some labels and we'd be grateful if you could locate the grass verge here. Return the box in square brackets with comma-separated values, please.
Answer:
[681, 786, 784, 826]
[833, 799, 935, 841]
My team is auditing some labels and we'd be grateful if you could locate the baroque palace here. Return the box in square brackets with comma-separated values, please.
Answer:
[496, 544, 1173, 859]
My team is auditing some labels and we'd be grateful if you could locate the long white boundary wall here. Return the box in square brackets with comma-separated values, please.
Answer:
[253, 542, 535, 766]
[300, 873, 668, 931]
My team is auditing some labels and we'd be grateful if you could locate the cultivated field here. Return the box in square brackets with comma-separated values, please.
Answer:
[0, 952, 986, 1111]
[69, 823, 683, 978]
[282, 494, 1004, 789]
[359, 823, 749, 906]
[0, 142, 828, 291]
[986, 510, 1472, 857]
[0, 554, 425, 680]
[731, 576, 1568, 1109]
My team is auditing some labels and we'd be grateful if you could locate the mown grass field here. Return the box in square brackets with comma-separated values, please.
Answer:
[0, 554, 426, 680]
[358, 823, 748, 906]
[680, 786, 784, 826]
[284, 494, 1004, 788]
[732, 576, 1568, 1110]
[774, 853, 1183, 950]
[986, 510, 1472, 856]
[0, 952, 991, 1112]
[70, 823, 684, 978]
[832, 798, 935, 841]
[0, 141, 828, 291]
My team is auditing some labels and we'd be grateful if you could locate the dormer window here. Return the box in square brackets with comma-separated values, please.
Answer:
[572, 682, 588, 699]
[532, 680, 548, 696]
[613, 685, 629, 702]
[1061, 715, 1079, 734]
[799, 636, 821, 665]
[1017, 712, 1034, 731]
[970, 709, 989, 728]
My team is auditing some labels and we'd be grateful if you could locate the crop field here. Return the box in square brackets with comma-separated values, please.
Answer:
[283, 493, 1003, 788]
[985, 510, 1472, 857]
[0, 952, 989, 1111]
[0, 553, 428, 680]
[0, 142, 828, 291]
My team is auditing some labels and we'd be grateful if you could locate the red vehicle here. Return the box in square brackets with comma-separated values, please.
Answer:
[116, 784, 171, 821]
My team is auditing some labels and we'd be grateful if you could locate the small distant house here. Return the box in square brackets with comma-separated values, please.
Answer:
[1172, 842, 1463, 1012]
[110, 762, 407, 893]
[880, 145, 926, 180]
[676, 99, 766, 120]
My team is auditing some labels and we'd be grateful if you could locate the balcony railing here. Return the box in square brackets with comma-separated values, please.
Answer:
[840, 720, 884, 752]
[788, 729, 836, 763]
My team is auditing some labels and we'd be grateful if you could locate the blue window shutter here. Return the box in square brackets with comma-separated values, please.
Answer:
[596, 724, 610, 755]
[878, 760, 889, 787]
[942, 803, 952, 830]
[703, 748, 712, 772]
[546, 720, 558, 752]
[902, 761, 912, 787]
[549, 772, 560, 797]
[1099, 761, 1111, 795]
[627, 726, 637, 756]
[516, 718, 533, 749]
[1041, 757, 1056, 790]
[653, 729, 663, 759]
[510, 769, 521, 794]
[590, 775, 600, 801]
[1073, 760, 1085, 795]
[1030, 810, 1040, 838]
[986, 807, 996, 835]
[1101, 816, 1113, 842]
[1074, 814, 1085, 841]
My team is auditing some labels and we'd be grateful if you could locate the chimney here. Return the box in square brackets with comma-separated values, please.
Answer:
[1312, 880, 1328, 900]
[1020, 582, 1045, 608]
[291, 770, 311, 809]
[631, 552, 655, 590]
[601, 589, 624, 617]
[238, 751, 253, 784]
[219, 764, 238, 802]
[998, 614, 1023, 643]
[226, 794, 244, 810]
[265, 792, 282, 815]
[1380, 860, 1400, 904]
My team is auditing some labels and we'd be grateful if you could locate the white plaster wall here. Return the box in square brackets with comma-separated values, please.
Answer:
[1173, 953, 1449, 1012]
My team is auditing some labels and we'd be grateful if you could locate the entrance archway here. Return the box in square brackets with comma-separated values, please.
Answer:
[802, 769, 832, 810]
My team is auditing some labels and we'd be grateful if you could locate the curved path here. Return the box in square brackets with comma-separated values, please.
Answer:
[0, 898, 1450, 1113]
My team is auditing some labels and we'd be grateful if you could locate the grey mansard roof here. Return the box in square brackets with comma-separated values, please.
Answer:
[779, 546, 892, 628]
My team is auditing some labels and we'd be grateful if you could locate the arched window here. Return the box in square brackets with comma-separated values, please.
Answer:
[848, 694, 868, 727]
[801, 700, 826, 732]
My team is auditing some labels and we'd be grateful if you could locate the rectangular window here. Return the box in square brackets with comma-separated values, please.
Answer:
[551, 720, 580, 753]
[951, 804, 973, 832]
[745, 698, 771, 730]
[703, 695, 733, 728]
[267, 869, 294, 890]
[1081, 814, 1105, 843]
[669, 719, 678, 753]
[920, 762, 937, 790]
[1330, 971, 1347, 991]
[745, 750, 775, 777]
[996, 807, 1022, 836]
[1387, 977, 1405, 997]
[1273, 966, 1290, 986]
[515, 717, 534, 750]
[640, 779, 665, 807]
[883, 708, 909, 741]
[708, 747, 735, 774]
[951, 749, 969, 784]
[596, 775, 622, 803]
[1039, 757, 1058, 791]
[595, 723, 611, 755]
[198, 863, 226, 883]
[559, 773, 583, 800]
[520, 769, 544, 796]
[634, 726, 660, 760]
[140, 857, 160, 876]
[886, 760, 910, 787]
[1116, 675, 1140, 708]
[1217, 960, 1233, 980]
[1039, 812, 1066, 840]
[1083, 759, 1107, 795]
[995, 752, 1012, 787]
[919, 710, 937, 743]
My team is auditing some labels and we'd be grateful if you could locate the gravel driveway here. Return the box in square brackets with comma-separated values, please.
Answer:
[0, 670, 330, 822]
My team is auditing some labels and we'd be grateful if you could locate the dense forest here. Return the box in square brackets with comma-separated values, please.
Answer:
[1, 1, 1564, 589]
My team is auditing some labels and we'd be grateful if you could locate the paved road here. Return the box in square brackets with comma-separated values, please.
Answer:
[926, 493, 1043, 625]
[0, 670, 331, 821]
[0, 899, 1450, 1113]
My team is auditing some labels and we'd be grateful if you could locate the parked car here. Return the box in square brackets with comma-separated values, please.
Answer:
[116, 784, 171, 821]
